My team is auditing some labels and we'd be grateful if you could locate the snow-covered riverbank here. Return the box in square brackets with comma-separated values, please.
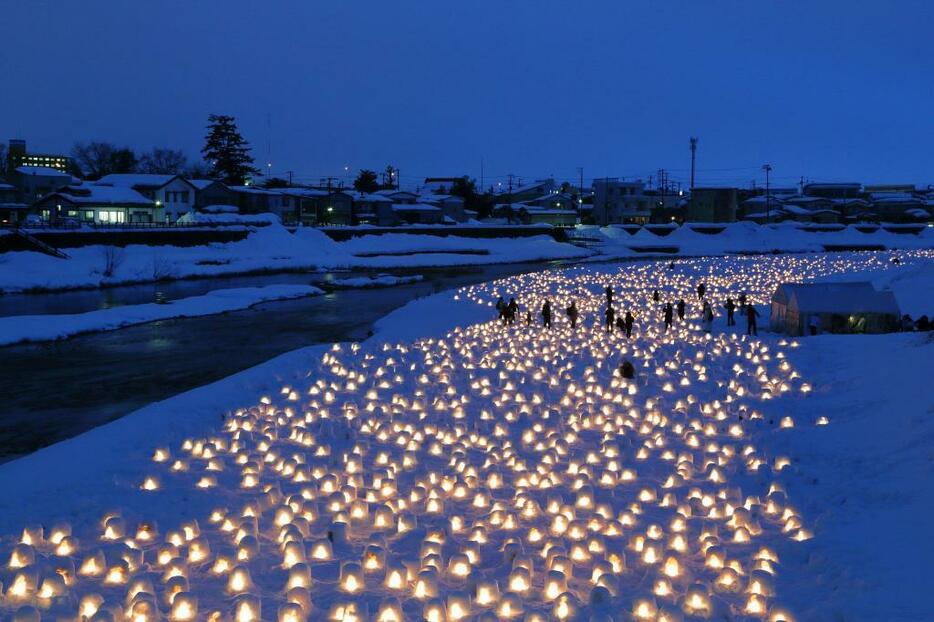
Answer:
[0, 284, 324, 346]
[0, 251, 931, 621]
[0, 226, 590, 294]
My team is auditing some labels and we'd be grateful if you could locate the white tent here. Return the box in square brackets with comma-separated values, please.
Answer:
[770, 282, 900, 335]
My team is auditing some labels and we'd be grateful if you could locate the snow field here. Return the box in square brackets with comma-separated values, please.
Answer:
[0, 250, 930, 621]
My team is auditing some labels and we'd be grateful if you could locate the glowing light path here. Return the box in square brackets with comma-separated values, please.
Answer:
[1, 251, 929, 621]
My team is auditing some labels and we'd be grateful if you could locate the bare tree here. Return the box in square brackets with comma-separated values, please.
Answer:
[71, 141, 137, 180]
[138, 148, 188, 175]
[185, 161, 213, 179]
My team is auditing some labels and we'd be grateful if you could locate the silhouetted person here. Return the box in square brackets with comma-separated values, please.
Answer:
[746, 303, 759, 336]
[605, 306, 615, 333]
[496, 296, 506, 323]
[619, 360, 635, 379]
[624, 311, 634, 338]
[808, 314, 821, 336]
[616, 316, 625, 332]
[668, 261, 675, 270]
[702, 301, 714, 333]
[663, 302, 673, 331]
[677, 299, 686, 321]
[652, 289, 660, 303]
[566, 300, 579, 328]
[901, 314, 915, 332]
[725, 297, 736, 327]
[507, 298, 518, 325]
[605, 285, 613, 308]
[525, 311, 532, 326]
[542, 300, 552, 328]
[739, 292, 747, 315]
[697, 282, 706, 299]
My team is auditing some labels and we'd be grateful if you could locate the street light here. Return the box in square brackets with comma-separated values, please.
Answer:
[762, 164, 773, 223]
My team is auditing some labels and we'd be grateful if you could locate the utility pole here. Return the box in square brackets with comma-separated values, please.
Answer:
[286, 170, 294, 186]
[762, 164, 773, 223]
[657, 169, 668, 221]
[689, 137, 698, 191]
[480, 157, 484, 194]
[507, 173, 515, 223]
[577, 167, 584, 212]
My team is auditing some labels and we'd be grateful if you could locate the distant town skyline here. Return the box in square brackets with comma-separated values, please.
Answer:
[3, 1, 933, 188]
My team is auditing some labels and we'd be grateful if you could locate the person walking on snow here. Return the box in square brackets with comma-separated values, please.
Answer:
[605, 306, 615, 333]
[495, 296, 506, 323]
[566, 300, 579, 328]
[746, 302, 759, 336]
[725, 297, 736, 327]
[702, 301, 714, 333]
[507, 298, 518, 325]
[624, 311, 634, 339]
[663, 302, 674, 331]
[541, 300, 553, 328]
[677, 299, 686, 321]
[605, 285, 613, 309]
[653, 289, 660, 303]
[697, 282, 706, 299]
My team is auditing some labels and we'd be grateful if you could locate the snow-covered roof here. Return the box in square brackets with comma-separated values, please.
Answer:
[782, 205, 839, 216]
[0, 183, 15, 190]
[352, 192, 392, 202]
[189, 179, 220, 190]
[772, 282, 899, 315]
[96, 173, 175, 187]
[391, 203, 441, 212]
[15, 166, 71, 177]
[43, 184, 153, 206]
[905, 208, 931, 218]
[280, 188, 329, 198]
[229, 185, 283, 196]
[742, 195, 784, 205]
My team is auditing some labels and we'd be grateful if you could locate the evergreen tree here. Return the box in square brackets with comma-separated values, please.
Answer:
[353, 169, 379, 193]
[201, 114, 258, 185]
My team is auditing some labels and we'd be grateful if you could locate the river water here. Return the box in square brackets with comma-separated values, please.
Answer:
[0, 260, 573, 461]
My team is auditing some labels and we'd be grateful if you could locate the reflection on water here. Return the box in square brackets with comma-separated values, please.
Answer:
[0, 260, 577, 462]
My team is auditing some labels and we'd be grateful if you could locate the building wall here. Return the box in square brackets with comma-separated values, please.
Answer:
[687, 188, 738, 223]
[592, 179, 651, 225]
[155, 178, 196, 222]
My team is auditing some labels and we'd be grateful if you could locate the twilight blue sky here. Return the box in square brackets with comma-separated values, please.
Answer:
[2, 1, 932, 190]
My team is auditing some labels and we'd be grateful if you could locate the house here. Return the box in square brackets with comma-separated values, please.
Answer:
[34, 184, 160, 224]
[153, 177, 238, 222]
[421, 193, 467, 223]
[686, 187, 738, 223]
[0, 182, 30, 225]
[592, 178, 652, 225]
[867, 192, 925, 222]
[781, 205, 841, 223]
[504, 179, 557, 203]
[739, 195, 784, 222]
[376, 203, 443, 226]
[770, 282, 900, 336]
[287, 189, 353, 226]
[421, 176, 469, 194]
[376, 189, 419, 204]
[95, 174, 176, 200]
[229, 186, 294, 220]
[350, 191, 392, 225]
[11, 166, 74, 203]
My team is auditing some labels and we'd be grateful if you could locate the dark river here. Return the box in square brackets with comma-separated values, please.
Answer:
[0, 260, 574, 462]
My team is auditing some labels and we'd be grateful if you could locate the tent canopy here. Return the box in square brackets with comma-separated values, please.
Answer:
[771, 282, 900, 315]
